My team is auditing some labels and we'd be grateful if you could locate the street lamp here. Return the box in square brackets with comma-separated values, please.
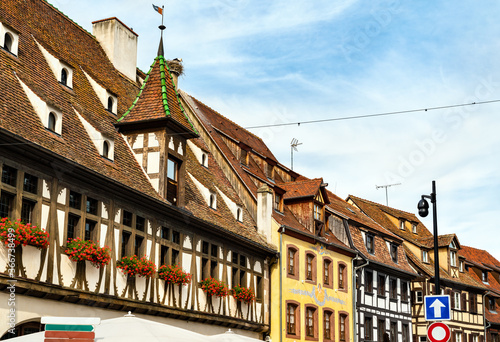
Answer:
[418, 180, 440, 291]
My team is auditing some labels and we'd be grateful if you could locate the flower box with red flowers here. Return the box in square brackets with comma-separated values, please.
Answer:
[64, 238, 111, 268]
[158, 264, 192, 285]
[116, 255, 156, 278]
[231, 284, 255, 303]
[199, 277, 229, 297]
[0, 217, 49, 249]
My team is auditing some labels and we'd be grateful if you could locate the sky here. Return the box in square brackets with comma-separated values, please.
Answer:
[50, 0, 500, 260]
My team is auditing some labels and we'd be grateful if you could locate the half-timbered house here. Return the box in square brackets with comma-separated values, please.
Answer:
[347, 196, 487, 342]
[0, 0, 276, 338]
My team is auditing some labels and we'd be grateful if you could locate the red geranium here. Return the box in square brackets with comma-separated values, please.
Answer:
[0, 217, 49, 249]
[232, 284, 255, 303]
[117, 255, 156, 277]
[199, 277, 228, 297]
[158, 264, 192, 285]
[65, 238, 111, 268]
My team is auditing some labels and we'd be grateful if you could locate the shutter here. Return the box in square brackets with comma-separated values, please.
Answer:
[432, 285, 436, 295]
[452, 332, 456, 342]
[412, 334, 417, 342]
[462, 293, 467, 311]
[450, 291, 455, 308]
[464, 333, 468, 342]
[411, 291, 416, 303]
[480, 335, 484, 342]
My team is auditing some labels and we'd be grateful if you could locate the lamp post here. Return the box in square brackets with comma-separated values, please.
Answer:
[417, 180, 440, 291]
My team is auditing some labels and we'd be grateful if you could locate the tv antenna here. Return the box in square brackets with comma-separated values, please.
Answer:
[376, 183, 401, 206]
[290, 138, 302, 170]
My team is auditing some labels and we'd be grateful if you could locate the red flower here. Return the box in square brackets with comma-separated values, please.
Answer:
[0, 217, 49, 249]
[116, 255, 156, 277]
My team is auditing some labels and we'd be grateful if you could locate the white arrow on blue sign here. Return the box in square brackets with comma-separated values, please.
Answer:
[425, 295, 451, 321]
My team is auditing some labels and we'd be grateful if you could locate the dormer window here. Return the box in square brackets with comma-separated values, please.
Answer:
[201, 152, 208, 168]
[61, 68, 68, 86]
[99, 138, 114, 160]
[390, 243, 398, 263]
[1, 24, 19, 56]
[422, 250, 429, 263]
[399, 220, 405, 230]
[274, 193, 283, 212]
[459, 260, 464, 272]
[450, 250, 457, 267]
[366, 233, 374, 254]
[166, 157, 179, 205]
[209, 192, 217, 209]
[412, 223, 417, 234]
[48, 112, 57, 132]
[106, 92, 117, 114]
[236, 206, 242, 222]
[482, 271, 488, 283]
[103, 141, 109, 159]
[314, 203, 322, 221]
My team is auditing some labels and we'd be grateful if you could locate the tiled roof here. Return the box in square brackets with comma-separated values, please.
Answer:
[0, 0, 159, 199]
[403, 245, 486, 290]
[117, 56, 197, 136]
[280, 178, 324, 200]
[348, 195, 433, 246]
[460, 246, 500, 296]
[417, 234, 459, 249]
[185, 137, 274, 249]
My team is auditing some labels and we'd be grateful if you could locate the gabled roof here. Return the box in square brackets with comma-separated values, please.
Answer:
[417, 234, 460, 249]
[280, 178, 329, 203]
[116, 56, 197, 137]
[347, 195, 433, 245]
[460, 246, 500, 295]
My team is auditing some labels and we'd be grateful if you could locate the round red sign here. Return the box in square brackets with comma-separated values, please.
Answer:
[427, 322, 451, 342]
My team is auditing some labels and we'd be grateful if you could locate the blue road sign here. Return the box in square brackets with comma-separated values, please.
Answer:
[425, 295, 451, 321]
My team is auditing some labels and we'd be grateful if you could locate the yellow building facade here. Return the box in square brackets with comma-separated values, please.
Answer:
[270, 220, 355, 342]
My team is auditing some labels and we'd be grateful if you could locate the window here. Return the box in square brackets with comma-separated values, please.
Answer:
[455, 332, 462, 342]
[470, 293, 478, 313]
[390, 278, 397, 299]
[390, 243, 398, 263]
[122, 210, 132, 227]
[412, 223, 417, 234]
[378, 274, 386, 296]
[450, 250, 457, 267]
[167, 157, 178, 205]
[416, 290, 423, 303]
[61, 68, 68, 86]
[135, 216, 145, 231]
[402, 324, 409, 342]
[482, 271, 488, 283]
[400, 220, 405, 230]
[364, 316, 373, 341]
[366, 233, 374, 254]
[236, 207, 242, 222]
[459, 260, 464, 272]
[489, 297, 496, 311]
[378, 320, 386, 342]
[287, 246, 299, 279]
[67, 214, 79, 241]
[86, 197, 98, 215]
[160, 226, 169, 239]
[172, 230, 180, 244]
[107, 97, 114, 112]
[365, 270, 373, 293]
[103, 141, 110, 159]
[338, 263, 346, 290]
[323, 259, 332, 286]
[454, 292, 461, 310]
[1, 165, 17, 186]
[492, 334, 499, 342]
[69, 191, 81, 209]
[121, 231, 131, 258]
[134, 235, 143, 256]
[422, 250, 429, 263]
[306, 253, 316, 282]
[201, 153, 208, 167]
[48, 112, 57, 132]
[4, 33, 13, 52]
[84, 220, 96, 241]
[390, 322, 397, 342]
[23, 173, 38, 194]
[274, 193, 282, 211]
[419, 337, 427, 342]
[323, 310, 333, 340]
[256, 276, 263, 301]
[0, 192, 14, 219]
[240, 148, 248, 165]
[305, 306, 317, 338]
[401, 281, 409, 302]
[339, 314, 348, 342]
[209, 192, 216, 209]
[286, 302, 299, 337]
[314, 203, 322, 221]
[20, 199, 35, 223]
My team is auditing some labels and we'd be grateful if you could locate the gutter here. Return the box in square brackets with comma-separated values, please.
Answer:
[353, 254, 369, 342]
[279, 226, 285, 342]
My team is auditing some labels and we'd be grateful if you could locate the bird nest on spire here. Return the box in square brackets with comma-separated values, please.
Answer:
[166, 59, 184, 76]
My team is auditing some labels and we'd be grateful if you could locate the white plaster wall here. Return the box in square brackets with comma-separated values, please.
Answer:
[0, 246, 8, 273]
[99, 224, 107, 247]
[177, 142, 184, 155]
[188, 173, 211, 207]
[135, 276, 146, 298]
[82, 71, 116, 113]
[57, 209, 65, 245]
[42, 180, 50, 199]
[115, 268, 127, 294]
[134, 153, 143, 166]
[147, 151, 160, 174]
[182, 254, 192, 273]
[41, 204, 50, 231]
[254, 260, 262, 274]
[216, 187, 239, 220]
[114, 209, 121, 223]
[114, 228, 120, 259]
[101, 203, 108, 219]
[86, 261, 100, 292]
[23, 246, 41, 279]
[148, 221, 153, 236]
[59, 254, 76, 286]
[146, 239, 152, 258]
[148, 133, 159, 147]
[74, 109, 114, 160]
[35, 38, 72, 88]
[132, 134, 144, 149]
[57, 188, 67, 205]
[150, 178, 159, 192]
[187, 140, 206, 166]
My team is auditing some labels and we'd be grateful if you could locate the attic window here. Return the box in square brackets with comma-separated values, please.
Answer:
[365, 233, 374, 254]
[450, 250, 457, 267]
[48, 112, 56, 132]
[58, 64, 73, 88]
[1, 25, 19, 56]
[274, 193, 282, 212]
[314, 203, 322, 221]
[103, 141, 109, 159]
[209, 192, 217, 209]
[106, 93, 117, 114]
[107, 97, 114, 112]
[482, 271, 488, 283]
[422, 250, 429, 263]
[412, 223, 417, 234]
[459, 260, 464, 272]
[100, 138, 114, 160]
[390, 243, 398, 263]
[236, 207, 242, 222]
[399, 220, 405, 230]
[201, 152, 208, 168]
[61, 68, 68, 86]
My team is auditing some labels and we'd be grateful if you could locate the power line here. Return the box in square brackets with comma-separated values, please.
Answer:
[243, 99, 500, 130]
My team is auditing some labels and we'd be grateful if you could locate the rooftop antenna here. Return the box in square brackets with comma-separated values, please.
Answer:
[290, 138, 302, 170]
[376, 183, 401, 206]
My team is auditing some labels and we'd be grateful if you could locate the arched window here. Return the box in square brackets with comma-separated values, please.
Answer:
[4, 33, 13, 52]
[107, 96, 114, 112]
[236, 207, 242, 222]
[201, 153, 207, 167]
[60, 68, 68, 86]
[48, 112, 56, 132]
[103, 141, 109, 158]
[209, 193, 216, 209]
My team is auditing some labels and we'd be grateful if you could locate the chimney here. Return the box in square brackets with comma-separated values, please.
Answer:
[167, 58, 184, 89]
[257, 184, 273, 244]
[92, 18, 138, 81]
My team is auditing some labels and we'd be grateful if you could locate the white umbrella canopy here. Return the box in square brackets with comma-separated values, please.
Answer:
[206, 329, 263, 342]
[6, 313, 209, 342]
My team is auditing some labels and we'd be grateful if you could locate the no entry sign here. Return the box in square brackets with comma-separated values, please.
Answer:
[427, 322, 451, 342]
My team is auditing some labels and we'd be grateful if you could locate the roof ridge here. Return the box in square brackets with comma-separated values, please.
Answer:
[187, 94, 269, 147]
[279, 177, 322, 185]
[43, 0, 95, 38]
[349, 194, 418, 218]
